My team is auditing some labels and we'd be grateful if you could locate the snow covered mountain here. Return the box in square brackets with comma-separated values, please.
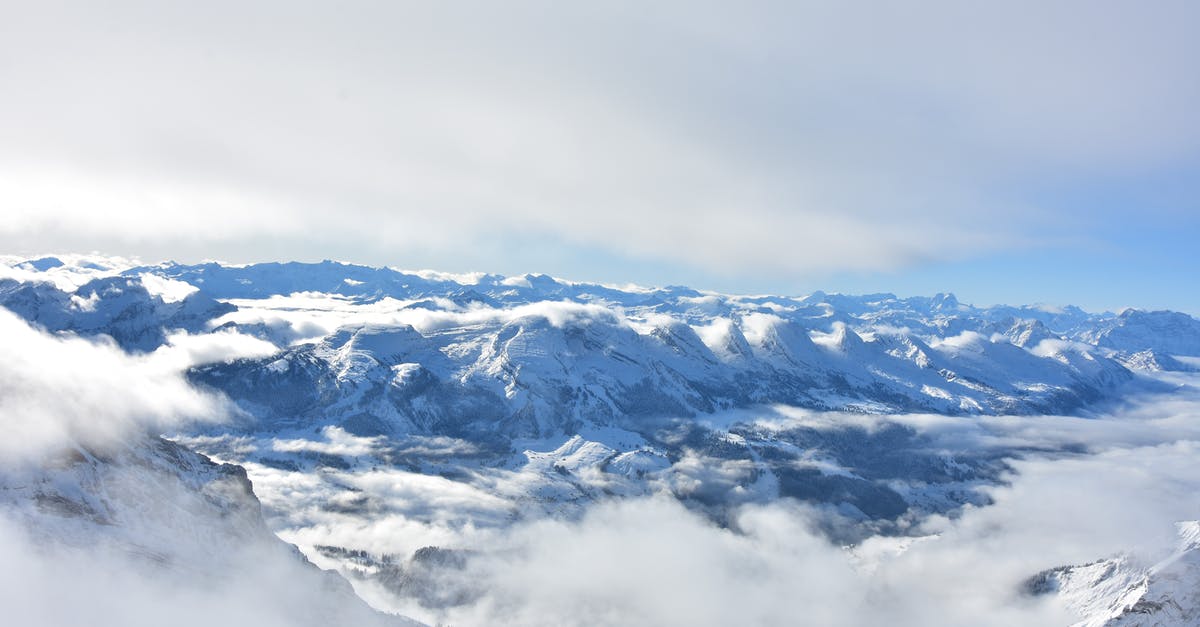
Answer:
[1026, 521, 1200, 626]
[0, 430, 420, 626]
[6, 256, 1190, 439]
[2, 255, 1194, 524]
[1083, 309, 1200, 358]
[5, 254, 1200, 624]
[0, 273, 232, 352]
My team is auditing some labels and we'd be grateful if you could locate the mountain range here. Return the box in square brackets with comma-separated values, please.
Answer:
[3, 254, 1199, 626]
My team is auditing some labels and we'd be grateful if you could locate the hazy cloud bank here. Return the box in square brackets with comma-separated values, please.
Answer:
[241, 374, 1200, 626]
[0, 309, 224, 459]
[444, 437, 1199, 627]
[2, 1, 1197, 283]
[0, 502, 412, 627]
[0, 306, 279, 460]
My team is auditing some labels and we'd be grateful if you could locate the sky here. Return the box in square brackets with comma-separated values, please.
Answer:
[1, 1, 1197, 313]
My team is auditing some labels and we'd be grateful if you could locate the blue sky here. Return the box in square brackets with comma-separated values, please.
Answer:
[822, 159, 1200, 313]
[1, 1, 1197, 313]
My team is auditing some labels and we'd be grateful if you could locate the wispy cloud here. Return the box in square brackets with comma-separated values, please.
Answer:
[0, 309, 228, 460]
[0, 301, 283, 461]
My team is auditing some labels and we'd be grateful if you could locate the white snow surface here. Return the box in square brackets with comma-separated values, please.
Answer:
[4, 256, 1200, 626]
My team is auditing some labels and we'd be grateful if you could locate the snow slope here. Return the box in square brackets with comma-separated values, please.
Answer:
[1027, 521, 1200, 627]
[0, 431, 421, 626]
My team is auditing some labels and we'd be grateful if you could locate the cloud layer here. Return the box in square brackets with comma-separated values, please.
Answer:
[210, 370, 1200, 626]
[2, 1, 1197, 283]
[0, 309, 277, 460]
[0, 310, 221, 459]
[276, 436, 1200, 627]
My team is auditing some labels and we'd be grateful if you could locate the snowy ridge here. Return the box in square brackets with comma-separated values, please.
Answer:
[1027, 521, 1200, 627]
[0, 431, 421, 626]
[4, 256, 1191, 444]
[3, 255, 1193, 531]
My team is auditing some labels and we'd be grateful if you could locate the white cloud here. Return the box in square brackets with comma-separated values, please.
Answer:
[391, 436, 1199, 627]
[214, 293, 629, 344]
[0, 502, 408, 627]
[149, 328, 280, 369]
[225, 372, 1200, 626]
[136, 272, 198, 303]
[272, 426, 386, 457]
[0, 309, 230, 460]
[0, 1, 1195, 279]
[0, 254, 134, 291]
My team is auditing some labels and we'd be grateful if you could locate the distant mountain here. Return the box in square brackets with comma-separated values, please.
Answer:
[0, 274, 232, 351]
[1084, 309, 1200, 357]
[3, 255, 1189, 524]
[9, 256, 1198, 444]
